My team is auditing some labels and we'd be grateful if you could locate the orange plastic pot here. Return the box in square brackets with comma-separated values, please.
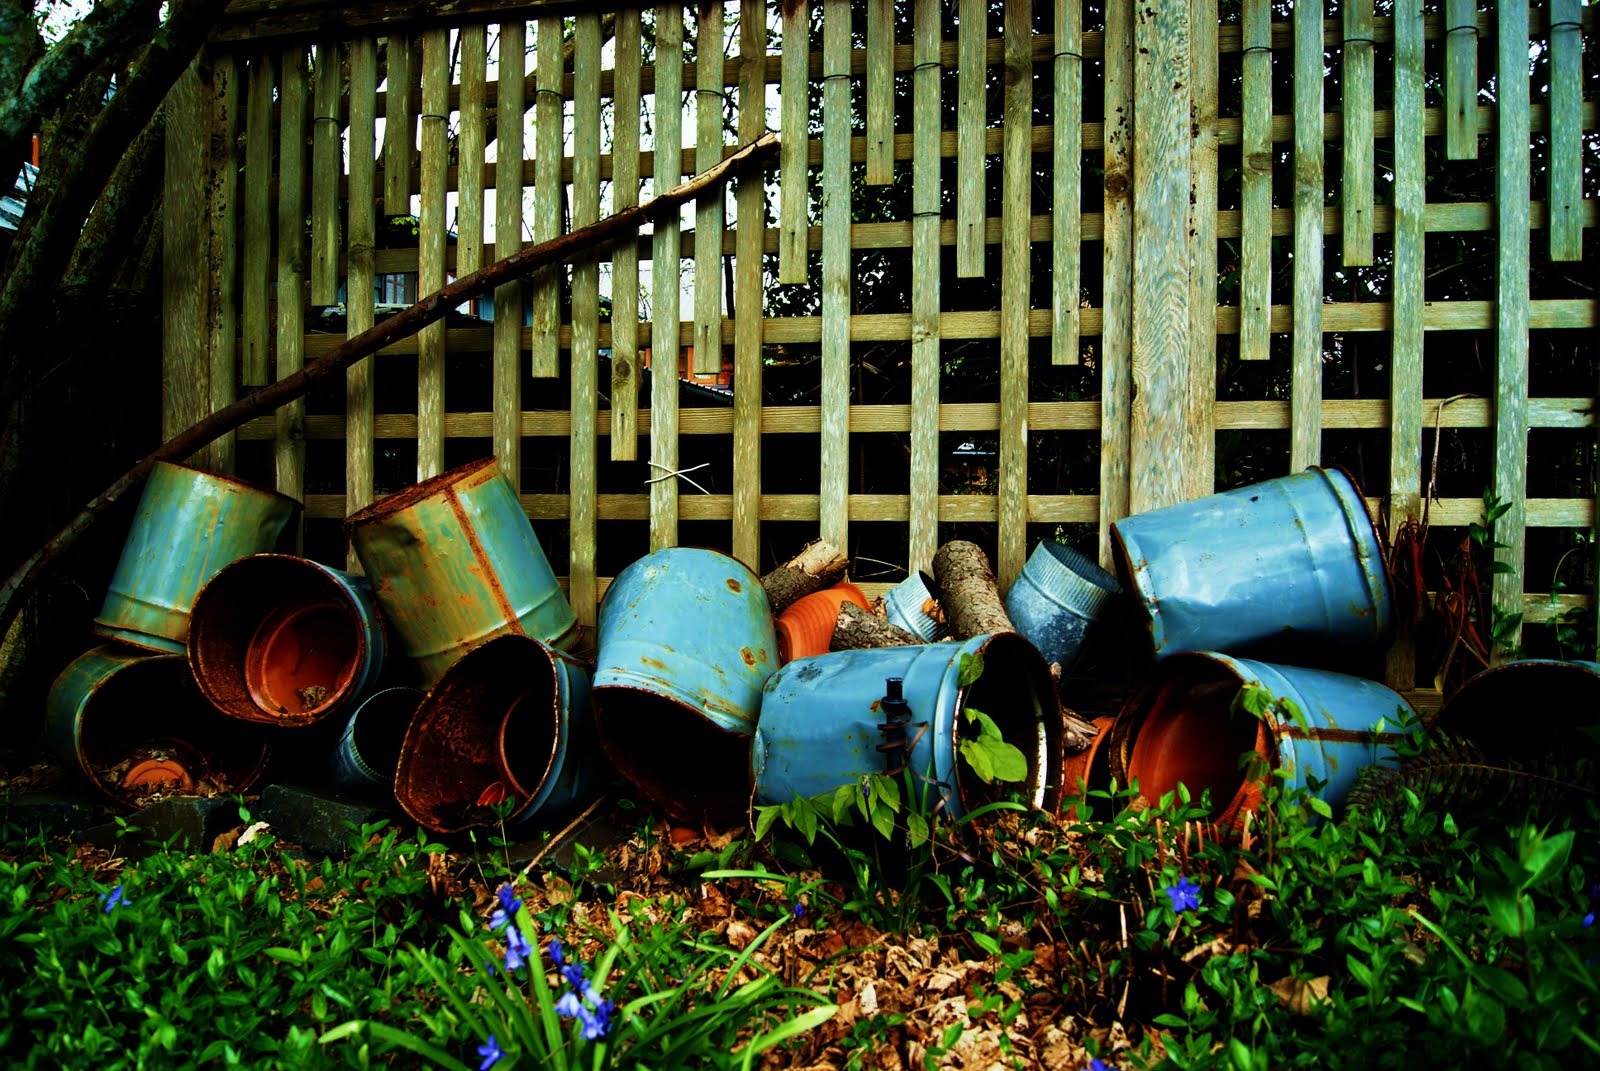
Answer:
[774, 581, 869, 663]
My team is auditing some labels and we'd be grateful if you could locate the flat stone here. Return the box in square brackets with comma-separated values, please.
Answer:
[256, 783, 394, 855]
[1, 791, 99, 840]
[81, 795, 239, 855]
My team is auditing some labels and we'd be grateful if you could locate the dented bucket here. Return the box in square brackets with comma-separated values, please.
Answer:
[881, 572, 945, 641]
[346, 458, 578, 686]
[1107, 652, 1415, 827]
[394, 635, 597, 834]
[1110, 466, 1393, 660]
[1004, 541, 1122, 676]
[329, 686, 423, 794]
[45, 645, 269, 805]
[189, 554, 388, 726]
[751, 633, 1064, 820]
[591, 548, 778, 823]
[95, 462, 300, 653]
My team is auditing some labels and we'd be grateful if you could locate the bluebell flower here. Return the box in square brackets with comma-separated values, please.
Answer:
[476, 1033, 504, 1070]
[504, 925, 532, 972]
[99, 886, 127, 913]
[550, 939, 616, 1040]
[1087, 1060, 1115, 1071]
[577, 997, 616, 1040]
[490, 883, 522, 930]
[1584, 911, 1595, 929]
[1164, 876, 1202, 914]
[793, 901, 806, 921]
[555, 991, 584, 1019]
[549, 937, 565, 967]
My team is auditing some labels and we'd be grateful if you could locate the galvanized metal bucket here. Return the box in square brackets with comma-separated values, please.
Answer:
[592, 547, 778, 823]
[1004, 541, 1122, 675]
[1434, 658, 1600, 763]
[881, 571, 945, 641]
[751, 632, 1064, 821]
[1107, 651, 1416, 827]
[1110, 466, 1394, 660]
[95, 462, 301, 654]
[46, 644, 270, 805]
[329, 686, 423, 795]
[346, 457, 578, 686]
[394, 634, 598, 833]
[189, 554, 388, 727]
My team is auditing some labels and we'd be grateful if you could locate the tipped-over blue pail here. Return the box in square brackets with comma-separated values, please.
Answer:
[1434, 659, 1600, 764]
[881, 572, 945, 641]
[329, 686, 423, 795]
[1004, 541, 1122, 676]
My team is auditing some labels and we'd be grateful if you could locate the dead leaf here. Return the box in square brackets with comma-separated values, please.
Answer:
[1267, 974, 1331, 1017]
[725, 919, 759, 951]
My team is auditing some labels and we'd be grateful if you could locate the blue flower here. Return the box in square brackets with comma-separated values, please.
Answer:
[793, 902, 806, 921]
[1584, 912, 1595, 929]
[1087, 1060, 1116, 1071]
[476, 1033, 504, 1070]
[561, 960, 587, 992]
[577, 997, 616, 1040]
[504, 925, 532, 972]
[99, 886, 127, 913]
[549, 937, 565, 967]
[555, 991, 584, 1019]
[550, 939, 616, 1040]
[490, 883, 522, 930]
[1164, 876, 1202, 914]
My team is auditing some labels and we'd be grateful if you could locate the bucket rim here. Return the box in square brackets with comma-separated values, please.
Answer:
[343, 456, 502, 530]
[148, 459, 305, 514]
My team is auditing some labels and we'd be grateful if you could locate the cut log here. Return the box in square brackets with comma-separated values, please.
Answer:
[1061, 706, 1100, 753]
[932, 539, 1016, 640]
[760, 538, 848, 615]
[831, 601, 921, 651]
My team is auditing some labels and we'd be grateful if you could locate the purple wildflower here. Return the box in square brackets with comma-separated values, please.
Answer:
[476, 1034, 504, 1070]
[1164, 876, 1202, 914]
[99, 886, 127, 913]
[490, 883, 522, 930]
[504, 925, 532, 972]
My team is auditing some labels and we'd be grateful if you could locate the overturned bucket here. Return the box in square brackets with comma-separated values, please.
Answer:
[1434, 659, 1600, 763]
[1004, 541, 1122, 676]
[46, 645, 269, 805]
[592, 547, 778, 823]
[395, 634, 598, 834]
[881, 572, 945, 641]
[346, 457, 578, 686]
[189, 554, 388, 726]
[1107, 652, 1415, 827]
[329, 686, 423, 795]
[751, 633, 1064, 821]
[1110, 466, 1393, 660]
[95, 462, 301, 654]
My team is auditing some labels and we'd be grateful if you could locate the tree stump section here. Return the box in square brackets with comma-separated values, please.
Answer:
[760, 539, 849, 615]
[831, 601, 921, 650]
[931, 540, 1016, 640]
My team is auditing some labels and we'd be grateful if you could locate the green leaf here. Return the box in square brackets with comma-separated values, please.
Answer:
[1345, 954, 1374, 990]
[906, 812, 930, 849]
[753, 806, 780, 842]
[1518, 829, 1572, 892]
[1151, 1013, 1188, 1028]
[870, 773, 901, 812]
[957, 651, 985, 687]
[960, 738, 996, 783]
[831, 785, 854, 825]
[1462, 986, 1506, 1046]
[1306, 796, 1334, 820]
[869, 804, 895, 842]
[1484, 889, 1533, 938]
[737, 1005, 838, 1071]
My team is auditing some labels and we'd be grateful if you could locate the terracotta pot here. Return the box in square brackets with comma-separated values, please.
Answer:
[1059, 715, 1117, 820]
[775, 581, 870, 663]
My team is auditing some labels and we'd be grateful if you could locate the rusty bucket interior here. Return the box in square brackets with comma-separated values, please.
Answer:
[592, 687, 753, 825]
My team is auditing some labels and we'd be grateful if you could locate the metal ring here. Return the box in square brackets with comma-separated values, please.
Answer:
[417, 112, 449, 121]
[1341, 36, 1377, 47]
[1445, 24, 1479, 37]
[1548, 20, 1581, 31]
[313, 115, 341, 124]
[911, 210, 942, 219]
[534, 87, 567, 104]
[695, 86, 733, 104]
[911, 60, 943, 73]
[1054, 49, 1084, 61]
[822, 72, 852, 83]
[1241, 44, 1272, 55]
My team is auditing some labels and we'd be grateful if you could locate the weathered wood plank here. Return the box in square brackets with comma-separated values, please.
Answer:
[1189, 0, 1218, 496]
[610, 8, 642, 462]
[909, 0, 941, 574]
[956, 0, 985, 277]
[733, 0, 765, 566]
[778, 0, 809, 284]
[820, 0, 852, 554]
[1051, 0, 1081, 366]
[456, 24, 487, 276]
[693, 2, 725, 377]
[1443, 0, 1478, 159]
[310, 41, 342, 304]
[1547, 0, 1581, 261]
[276, 46, 308, 520]
[382, 33, 413, 213]
[865, 0, 894, 184]
[416, 27, 449, 480]
[531, 16, 564, 378]
[162, 65, 211, 463]
[1238, 0, 1272, 362]
[1290, 0, 1324, 472]
[242, 54, 274, 388]
[1492, 0, 1531, 658]
[1129, 0, 1190, 513]
[1098, 0, 1133, 567]
[206, 54, 241, 475]
[346, 36, 377, 567]
[1341, 1, 1374, 265]
[650, 4, 684, 550]
[493, 20, 526, 484]
[997, 0, 1031, 587]
[570, 12, 600, 627]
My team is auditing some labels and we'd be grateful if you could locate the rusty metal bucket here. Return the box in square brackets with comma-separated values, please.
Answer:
[329, 686, 423, 795]
[1433, 659, 1600, 764]
[45, 644, 269, 805]
[591, 547, 778, 823]
[394, 634, 598, 834]
[346, 457, 578, 686]
[188, 554, 389, 727]
[95, 462, 300, 654]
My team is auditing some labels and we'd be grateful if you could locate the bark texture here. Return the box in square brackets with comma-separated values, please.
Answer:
[759, 539, 849, 615]
[932, 540, 1017, 640]
[831, 601, 921, 651]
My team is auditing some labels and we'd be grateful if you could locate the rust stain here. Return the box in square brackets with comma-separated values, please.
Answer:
[740, 647, 757, 667]
[641, 656, 667, 670]
[443, 487, 520, 627]
[726, 577, 743, 593]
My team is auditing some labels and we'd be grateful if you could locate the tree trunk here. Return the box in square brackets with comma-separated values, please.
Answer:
[932, 540, 1017, 640]
[759, 539, 849, 615]
[831, 601, 921, 651]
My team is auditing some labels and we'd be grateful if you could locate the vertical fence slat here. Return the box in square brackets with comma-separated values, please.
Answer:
[611, 9, 642, 462]
[382, 33, 413, 214]
[163, 67, 209, 459]
[732, 0, 765, 565]
[570, 12, 600, 627]
[242, 55, 273, 388]
[531, 16, 563, 379]
[457, 25, 487, 277]
[1386, 0, 1424, 690]
[1098, 0, 1133, 567]
[693, 2, 725, 377]
[865, 0, 893, 184]
[778, 0, 809, 284]
[276, 47, 308, 519]
[955, 0, 985, 278]
[1444, 0, 1478, 160]
[311, 43, 341, 305]
[908, 0, 941, 573]
[494, 21, 526, 485]
[417, 28, 449, 481]
[1547, 0, 1581, 262]
[1290, 0, 1324, 473]
[207, 54, 240, 475]
[651, 4, 684, 551]
[1492, 0, 1531, 658]
[1340, 2, 1373, 266]
[1238, 0, 1271, 362]
[346, 37, 376, 568]
[1188, 0, 1217, 497]
[1129, 0, 1190, 514]
[997, 0, 1030, 587]
[1051, 0, 1081, 367]
[819, 0, 851, 554]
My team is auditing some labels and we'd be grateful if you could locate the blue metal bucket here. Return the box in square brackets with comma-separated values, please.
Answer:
[881, 572, 945, 641]
[95, 462, 301, 653]
[1435, 659, 1600, 762]
[591, 547, 778, 823]
[45, 645, 269, 806]
[393, 634, 597, 833]
[346, 457, 578, 686]
[329, 686, 423, 795]
[188, 554, 389, 727]
[1107, 651, 1416, 826]
[1004, 541, 1122, 675]
[751, 632, 1064, 820]
[1110, 466, 1393, 660]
